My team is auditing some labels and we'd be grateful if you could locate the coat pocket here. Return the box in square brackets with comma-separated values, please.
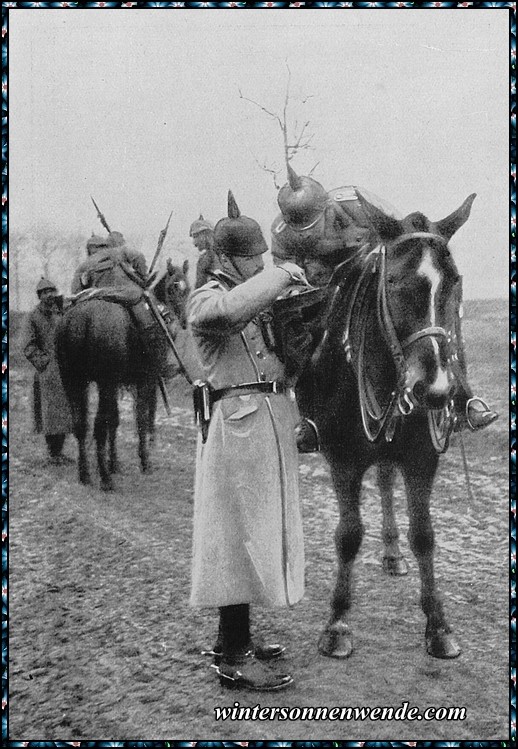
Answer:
[222, 394, 259, 421]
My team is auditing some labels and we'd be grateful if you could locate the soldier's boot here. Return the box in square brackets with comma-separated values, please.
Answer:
[214, 651, 293, 692]
[211, 604, 293, 691]
[450, 293, 498, 432]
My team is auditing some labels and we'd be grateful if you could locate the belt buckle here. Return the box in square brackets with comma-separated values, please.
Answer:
[272, 381, 279, 394]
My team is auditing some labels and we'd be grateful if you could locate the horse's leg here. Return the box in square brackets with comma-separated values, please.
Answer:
[95, 383, 118, 492]
[66, 381, 91, 485]
[401, 454, 461, 659]
[148, 383, 158, 445]
[135, 379, 151, 473]
[378, 461, 409, 576]
[318, 456, 365, 658]
[108, 397, 121, 475]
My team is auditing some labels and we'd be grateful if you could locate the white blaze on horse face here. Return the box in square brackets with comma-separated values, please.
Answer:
[417, 249, 450, 394]
[417, 249, 441, 326]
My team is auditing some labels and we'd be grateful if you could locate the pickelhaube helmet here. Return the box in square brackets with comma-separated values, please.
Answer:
[214, 191, 268, 257]
[36, 277, 57, 295]
[108, 231, 125, 247]
[189, 214, 214, 237]
[277, 164, 329, 231]
[86, 233, 107, 250]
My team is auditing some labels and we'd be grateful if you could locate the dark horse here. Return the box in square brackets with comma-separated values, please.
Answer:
[297, 190, 476, 660]
[146, 258, 190, 439]
[56, 259, 190, 491]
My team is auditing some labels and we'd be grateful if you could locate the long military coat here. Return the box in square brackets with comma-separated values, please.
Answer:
[24, 303, 72, 436]
[188, 267, 305, 609]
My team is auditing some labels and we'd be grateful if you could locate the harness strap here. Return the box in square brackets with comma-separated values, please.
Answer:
[402, 326, 448, 350]
[390, 231, 447, 249]
[376, 246, 406, 387]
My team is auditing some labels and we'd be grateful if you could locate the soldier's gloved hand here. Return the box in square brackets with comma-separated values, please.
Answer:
[278, 262, 311, 287]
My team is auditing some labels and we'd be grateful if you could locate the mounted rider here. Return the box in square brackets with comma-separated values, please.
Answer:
[271, 165, 498, 437]
[70, 231, 162, 358]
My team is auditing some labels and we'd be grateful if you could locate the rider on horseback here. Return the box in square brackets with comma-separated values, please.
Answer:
[70, 231, 161, 356]
[271, 166, 498, 449]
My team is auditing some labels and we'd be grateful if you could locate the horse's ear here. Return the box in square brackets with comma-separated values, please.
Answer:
[182, 259, 189, 274]
[433, 193, 476, 242]
[355, 188, 403, 241]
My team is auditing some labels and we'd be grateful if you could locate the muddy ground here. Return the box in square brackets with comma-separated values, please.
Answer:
[8, 300, 509, 741]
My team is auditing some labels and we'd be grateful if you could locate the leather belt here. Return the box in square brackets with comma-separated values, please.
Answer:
[212, 380, 289, 403]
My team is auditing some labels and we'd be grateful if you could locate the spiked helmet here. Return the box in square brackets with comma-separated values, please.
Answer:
[189, 214, 214, 237]
[214, 191, 268, 257]
[277, 164, 329, 231]
[36, 277, 57, 295]
[108, 231, 125, 247]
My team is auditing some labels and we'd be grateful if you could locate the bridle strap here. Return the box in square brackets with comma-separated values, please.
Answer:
[390, 231, 447, 250]
[376, 246, 406, 387]
[402, 326, 448, 350]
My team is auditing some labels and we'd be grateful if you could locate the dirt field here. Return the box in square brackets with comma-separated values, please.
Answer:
[8, 300, 509, 741]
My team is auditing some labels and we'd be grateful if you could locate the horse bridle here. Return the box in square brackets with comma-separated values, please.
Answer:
[376, 234, 451, 416]
[332, 232, 454, 443]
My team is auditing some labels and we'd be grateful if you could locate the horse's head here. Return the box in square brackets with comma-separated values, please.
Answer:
[356, 190, 476, 413]
[155, 258, 190, 329]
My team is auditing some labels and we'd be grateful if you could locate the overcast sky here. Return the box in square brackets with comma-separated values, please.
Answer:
[9, 7, 508, 299]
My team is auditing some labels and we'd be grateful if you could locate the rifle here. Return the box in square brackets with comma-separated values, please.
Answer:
[149, 210, 173, 275]
[91, 196, 111, 234]
[143, 290, 194, 386]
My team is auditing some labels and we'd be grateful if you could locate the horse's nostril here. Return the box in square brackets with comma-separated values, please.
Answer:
[412, 381, 426, 402]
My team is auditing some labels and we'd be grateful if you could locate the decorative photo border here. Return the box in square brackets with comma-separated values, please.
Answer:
[1, 1, 515, 746]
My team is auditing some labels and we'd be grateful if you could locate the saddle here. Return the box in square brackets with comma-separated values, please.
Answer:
[69, 286, 143, 308]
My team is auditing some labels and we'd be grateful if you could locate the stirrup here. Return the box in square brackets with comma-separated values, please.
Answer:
[465, 397, 499, 432]
[296, 418, 321, 453]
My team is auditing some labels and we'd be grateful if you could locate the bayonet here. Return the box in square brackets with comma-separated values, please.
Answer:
[91, 196, 111, 234]
[149, 209, 173, 275]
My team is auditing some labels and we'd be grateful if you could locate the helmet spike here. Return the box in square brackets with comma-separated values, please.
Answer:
[287, 163, 302, 191]
[227, 190, 241, 219]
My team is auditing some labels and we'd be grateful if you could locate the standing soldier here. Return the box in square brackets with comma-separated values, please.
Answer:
[188, 191, 308, 691]
[24, 278, 73, 464]
[189, 214, 219, 289]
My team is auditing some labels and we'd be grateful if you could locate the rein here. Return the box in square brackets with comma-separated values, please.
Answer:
[322, 232, 455, 449]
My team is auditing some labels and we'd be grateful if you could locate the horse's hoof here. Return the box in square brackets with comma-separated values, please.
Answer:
[141, 462, 152, 474]
[100, 478, 115, 492]
[382, 555, 409, 576]
[79, 472, 92, 486]
[426, 629, 461, 659]
[318, 622, 353, 658]
[109, 460, 121, 474]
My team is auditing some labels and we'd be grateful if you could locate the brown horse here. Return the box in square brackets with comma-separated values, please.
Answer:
[56, 260, 190, 491]
[297, 190, 476, 659]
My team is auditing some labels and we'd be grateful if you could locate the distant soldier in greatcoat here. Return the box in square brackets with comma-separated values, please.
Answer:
[189, 214, 219, 289]
[271, 166, 498, 440]
[188, 191, 308, 692]
[24, 277, 73, 464]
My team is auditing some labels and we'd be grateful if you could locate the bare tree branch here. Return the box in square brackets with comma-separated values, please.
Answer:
[239, 62, 318, 187]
